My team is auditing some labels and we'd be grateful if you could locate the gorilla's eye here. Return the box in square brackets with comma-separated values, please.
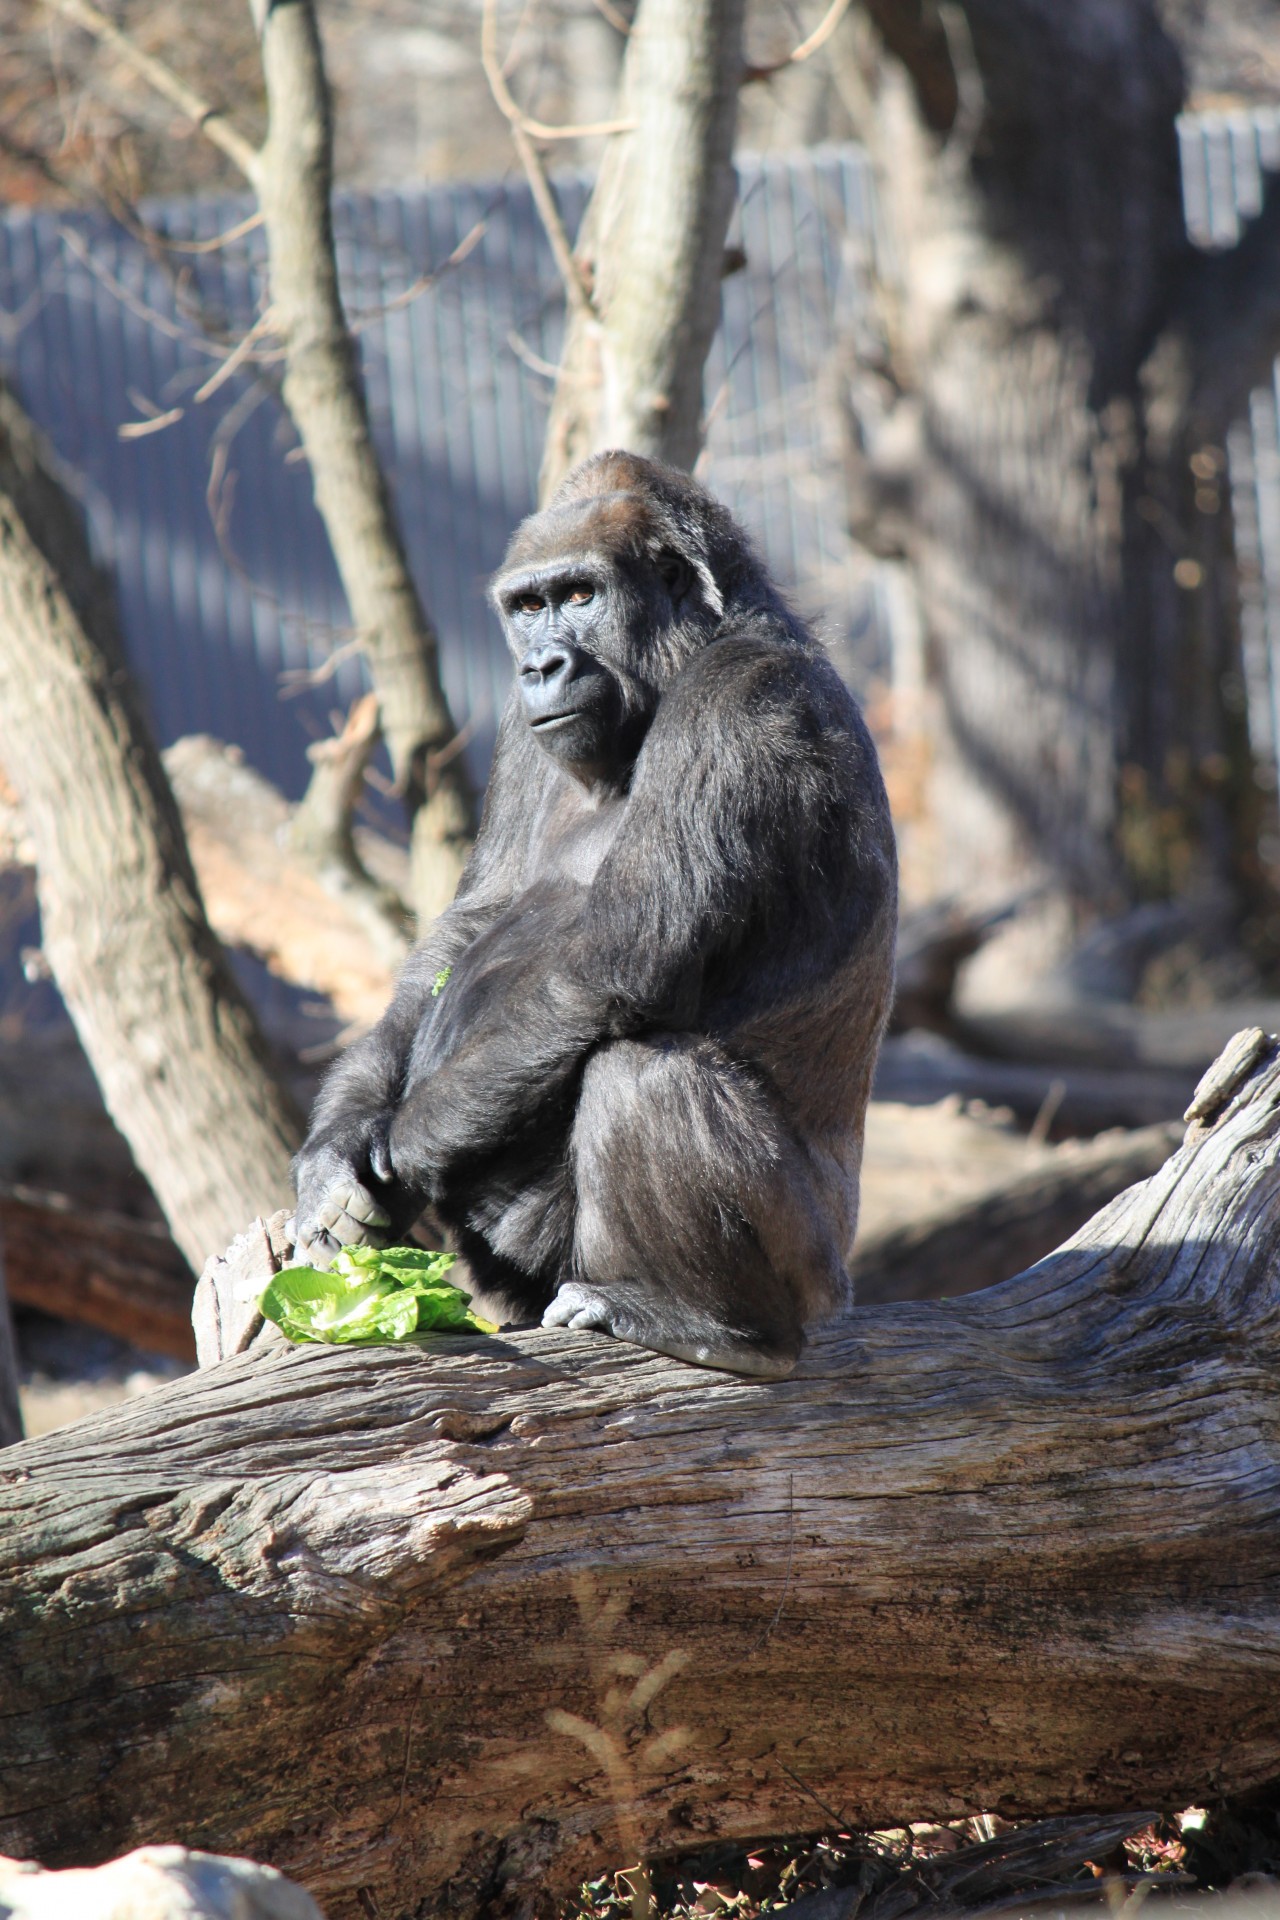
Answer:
[515, 593, 545, 615]
[566, 585, 594, 605]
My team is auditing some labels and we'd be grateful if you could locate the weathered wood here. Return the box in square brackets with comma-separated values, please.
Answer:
[2, 1032, 1280, 1920]
[0, 1182, 194, 1361]
[164, 734, 401, 1029]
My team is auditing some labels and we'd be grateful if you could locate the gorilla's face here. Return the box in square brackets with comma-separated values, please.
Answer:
[500, 564, 637, 782]
[496, 531, 700, 786]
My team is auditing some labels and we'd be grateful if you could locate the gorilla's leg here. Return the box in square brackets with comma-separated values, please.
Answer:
[547, 1034, 849, 1377]
[436, 1131, 577, 1328]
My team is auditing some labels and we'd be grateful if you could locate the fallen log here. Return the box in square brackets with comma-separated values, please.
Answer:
[2, 1029, 1280, 1920]
[956, 997, 1280, 1075]
[163, 735, 402, 1031]
[0, 1183, 194, 1360]
[874, 1029, 1195, 1135]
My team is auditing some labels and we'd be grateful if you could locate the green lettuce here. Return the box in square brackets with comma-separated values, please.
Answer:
[260, 1243, 496, 1346]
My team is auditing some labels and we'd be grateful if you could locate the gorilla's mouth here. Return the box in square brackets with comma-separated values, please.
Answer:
[530, 711, 579, 730]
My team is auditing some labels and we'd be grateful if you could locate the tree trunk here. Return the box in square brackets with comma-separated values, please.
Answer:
[538, 0, 746, 500]
[0, 385, 301, 1274]
[2, 1029, 1279, 1919]
[839, 3, 1280, 971]
[249, 0, 475, 922]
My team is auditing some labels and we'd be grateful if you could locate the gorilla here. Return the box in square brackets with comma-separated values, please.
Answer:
[292, 451, 897, 1376]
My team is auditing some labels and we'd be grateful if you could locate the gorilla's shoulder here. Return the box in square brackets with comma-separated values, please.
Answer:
[659, 622, 870, 742]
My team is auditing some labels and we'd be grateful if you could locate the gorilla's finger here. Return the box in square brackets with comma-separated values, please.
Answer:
[325, 1210, 389, 1249]
[294, 1229, 338, 1269]
[338, 1183, 393, 1229]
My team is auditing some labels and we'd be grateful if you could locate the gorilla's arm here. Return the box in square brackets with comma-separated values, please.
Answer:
[292, 704, 551, 1255]
[388, 635, 889, 1197]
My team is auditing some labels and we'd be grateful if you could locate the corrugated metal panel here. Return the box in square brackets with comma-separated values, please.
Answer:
[1177, 105, 1280, 250]
[1179, 105, 1280, 816]
[0, 147, 882, 806]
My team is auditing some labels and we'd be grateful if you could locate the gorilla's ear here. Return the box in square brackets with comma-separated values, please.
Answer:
[656, 551, 693, 603]
[656, 547, 724, 619]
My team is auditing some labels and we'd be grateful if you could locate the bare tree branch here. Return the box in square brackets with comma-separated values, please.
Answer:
[250, 0, 476, 920]
[481, 0, 608, 316]
[43, 0, 261, 183]
[41, 0, 478, 923]
[742, 0, 854, 83]
[480, 0, 635, 140]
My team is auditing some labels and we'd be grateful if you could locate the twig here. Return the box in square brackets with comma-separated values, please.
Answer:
[589, 0, 632, 33]
[778, 1760, 853, 1834]
[515, 124, 596, 316]
[507, 328, 574, 381]
[743, 0, 853, 83]
[480, 0, 606, 316]
[164, 211, 265, 255]
[192, 310, 275, 405]
[42, 0, 261, 184]
[349, 219, 489, 331]
[480, 0, 634, 140]
[56, 223, 228, 357]
[118, 406, 184, 441]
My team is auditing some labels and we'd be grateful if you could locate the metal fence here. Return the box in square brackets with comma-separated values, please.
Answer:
[0, 146, 884, 805]
[1177, 105, 1280, 815]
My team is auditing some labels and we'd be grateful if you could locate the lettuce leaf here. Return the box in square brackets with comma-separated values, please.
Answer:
[260, 1243, 497, 1346]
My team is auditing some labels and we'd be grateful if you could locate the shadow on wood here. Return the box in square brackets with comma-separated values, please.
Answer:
[1, 1031, 1278, 1920]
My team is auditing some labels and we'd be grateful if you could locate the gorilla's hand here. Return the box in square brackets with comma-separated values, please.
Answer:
[292, 1115, 397, 1265]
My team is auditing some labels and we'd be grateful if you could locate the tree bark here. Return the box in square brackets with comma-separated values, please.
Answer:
[0, 385, 301, 1274]
[538, 0, 747, 500]
[2, 1030, 1279, 1919]
[838, 3, 1280, 963]
[249, 0, 475, 921]
[164, 732, 403, 1029]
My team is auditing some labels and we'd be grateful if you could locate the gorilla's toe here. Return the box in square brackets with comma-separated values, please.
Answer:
[542, 1283, 613, 1332]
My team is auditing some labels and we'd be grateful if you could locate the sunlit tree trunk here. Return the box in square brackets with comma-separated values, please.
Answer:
[837, 0, 1280, 981]
[250, 0, 476, 921]
[539, 0, 747, 500]
[0, 385, 300, 1272]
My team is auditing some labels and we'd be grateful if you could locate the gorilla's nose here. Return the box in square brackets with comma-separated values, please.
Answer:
[519, 643, 575, 718]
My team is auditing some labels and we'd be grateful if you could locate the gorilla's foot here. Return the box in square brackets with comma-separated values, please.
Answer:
[541, 1282, 798, 1378]
[541, 1281, 613, 1333]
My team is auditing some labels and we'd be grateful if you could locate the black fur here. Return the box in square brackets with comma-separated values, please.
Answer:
[293, 452, 898, 1376]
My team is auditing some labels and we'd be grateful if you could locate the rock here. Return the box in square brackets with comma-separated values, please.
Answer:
[0, 1846, 323, 1918]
